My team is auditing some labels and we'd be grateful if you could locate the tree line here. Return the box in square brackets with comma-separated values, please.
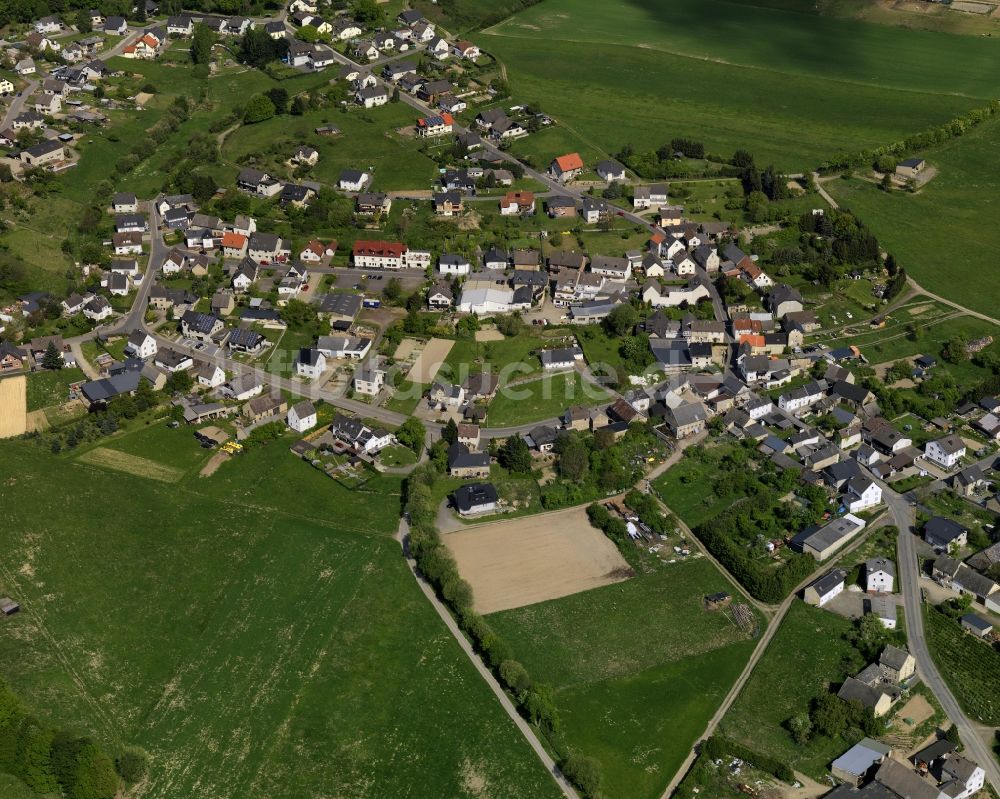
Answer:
[0, 678, 146, 798]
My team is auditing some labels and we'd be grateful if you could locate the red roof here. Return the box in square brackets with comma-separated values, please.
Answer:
[502, 191, 534, 207]
[739, 334, 765, 348]
[221, 232, 247, 249]
[650, 231, 666, 244]
[553, 153, 584, 173]
[353, 239, 406, 258]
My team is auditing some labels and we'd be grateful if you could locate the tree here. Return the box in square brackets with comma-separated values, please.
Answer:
[880, 172, 893, 192]
[499, 660, 532, 697]
[810, 692, 849, 738]
[290, 95, 308, 115]
[190, 23, 216, 65]
[391, 87, 400, 103]
[382, 277, 403, 303]
[352, 0, 385, 28]
[557, 434, 589, 482]
[74, 9, 92, 32]
[498, 435, 532, 474]
[115, 747, 148, 784]
[164, 369, 193, 394]
[603, 302, 638, 336]
[786, 713, 812, 745]
[561, 754, 602, 798]
[442, 418, 458, 445]
[239, 28, 284, 68]
[42, 340, 63, 370]
[66, 740, 118, 799]
[266, 87, 289, 114]
[396, 417, 425, 454]
[243, 94, 275, 124]
[731, 149, 755, 169]
[942, 335, 969, 365]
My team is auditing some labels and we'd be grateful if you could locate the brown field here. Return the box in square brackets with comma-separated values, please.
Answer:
[444, 506, 633, 614]
[393, 337, 418, 361]
[0, 375, 27, 438]
[77, 446, 185, 483]
[474, 329, 505, 342]
[407, 337, 455, 384]
[199, 451, 229, 477]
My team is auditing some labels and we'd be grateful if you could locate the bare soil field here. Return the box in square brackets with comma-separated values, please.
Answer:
[407, 337, 455, 384]
[393, 337, 418, 361]
[444, 506, 633, 614]
[0, 375, 27, 438]
[200, 451, 229, 477]
[895, 693, 934, 730]
[77, 446, 185, 483]
[474, 329, 505, 342]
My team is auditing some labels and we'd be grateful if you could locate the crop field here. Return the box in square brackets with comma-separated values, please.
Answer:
[827, 115, 1000, 317]
[718, 601, 866, 780]
[489, 557, 761, 798]
[480, 0, 995, 169]
[0, 438, 564, 799]
[487, 371, 611, 427]
[444, 506, 632, 613]
[406, 337, 455, 384]
[0, 375, 27, 439]
[77, 446, 188, 483]
[926, 606, 1000, 724]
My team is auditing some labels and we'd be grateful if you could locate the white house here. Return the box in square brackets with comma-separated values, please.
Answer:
[295, 348, 327, 380]
[845, 475, 882, 513]
[941, 755, 986, 799]
[866, 558, 895, 594]
[924, 434, 966, 470]
[354, 360, 385, 395]
[778, 381, 826, 413]
[438, 253, 471, 276]
[196, 363, 226, 388]
[803, 568, 846, 607]
[338, 169, 371, 192]
[124, 330, 157, 360]
[287, 400, 317, 433]
[539, 346, 583, 371]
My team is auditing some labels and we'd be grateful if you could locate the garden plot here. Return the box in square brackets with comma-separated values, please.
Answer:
[444, 506, 632, 614]
[406, 338, 455, 384]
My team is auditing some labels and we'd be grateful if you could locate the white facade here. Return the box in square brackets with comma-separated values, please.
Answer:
[925, 436, 966, 469]
[847, 480, 882, 513]
[287, 403, 317, 433]
[125, 332, 157, 360]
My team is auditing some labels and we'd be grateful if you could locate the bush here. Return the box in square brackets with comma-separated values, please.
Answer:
[701, 735, 794, 782]
[561, 753, 602, 798]
[115, 747, 148, 784]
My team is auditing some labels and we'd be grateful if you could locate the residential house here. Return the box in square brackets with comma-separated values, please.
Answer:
[549, 152, 584, 183]
[287, 400, 317, 433]
[124, 330, 157, 360]
[338, 168, 371, 191]
[448, 442, 491, 479]
[802, 568, 847, 607]
[295, 348, 326, 379]
[353, 360, 385, 395]
[866, 558, 895, 594]
[452, 482, 498, 516]
[180, 310, 223, 341]
[596, 159, 626, 182]
[924, 434, 966, 470]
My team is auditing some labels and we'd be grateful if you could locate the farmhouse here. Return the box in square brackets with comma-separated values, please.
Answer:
[802, 568, 847, 607]
[448, 442, 491, 479]
[791, 514, 866, 560]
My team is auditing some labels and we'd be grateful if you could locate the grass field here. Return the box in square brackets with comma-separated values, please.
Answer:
[489, 557, 760, 798]
[487, 371, 611, 427]
[827, 114, 1000, 317]
[652, 443, 738, 528]
[480, 0, 994, 170]
[0, 436, 564, 799]
[222, 103, 441, 192]
[25, 368, 86, 412]
[718, 601, 866, 780]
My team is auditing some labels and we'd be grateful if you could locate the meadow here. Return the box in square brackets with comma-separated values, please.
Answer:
[488, 557, 761, 798]
[0, 436, 563, 799]
[826, 114, 1000, 318]
[718, 601, 866, 780]
[486, 371, 611, 427]
[480, 0, 996, 170]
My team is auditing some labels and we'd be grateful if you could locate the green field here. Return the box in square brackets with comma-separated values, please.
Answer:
[487, 371, 611, 427]
[718, 602, 866, 780]
[25, 368, 86, 412]
[489, 558, 760, 798]
[0, 437, 563, 799]
[480, 0, 995, 169]
[222, 103, 441, 193]
[827, 115, 1000, 318]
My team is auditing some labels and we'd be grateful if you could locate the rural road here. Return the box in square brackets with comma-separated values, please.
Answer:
[884, 485, 1000, 793]
[395, 518, 582, 799]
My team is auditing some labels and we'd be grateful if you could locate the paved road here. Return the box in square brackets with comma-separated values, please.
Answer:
[883, 485, 1000, 793]
[2, 78, 38, 129]
[395, 518, 582, 799]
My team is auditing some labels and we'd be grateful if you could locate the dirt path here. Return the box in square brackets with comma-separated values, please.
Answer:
[199, 451, 229, 477]
[69, 341, 100, 380]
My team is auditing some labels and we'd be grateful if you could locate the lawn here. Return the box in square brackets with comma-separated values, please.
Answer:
[0, 438, 564, 799]
[487, 371, 611, 427]
[383, 379, 425, 415]
[480, 0, 992, 170]
[718, 601, 867, 780]
[379, 444, 417, 468]
[96, 422, 214, 478]
[925, 606, 1000, 725]
[25, 368, 86, 412]
[826, 113, 1000, 317]
[441, 334, 549, 385]
[489, 557, 761, 799]
[652, 442, 739, 528]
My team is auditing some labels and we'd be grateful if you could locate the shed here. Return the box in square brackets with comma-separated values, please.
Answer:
[0, 597, 20, 616]
[961, 613, 993, 638]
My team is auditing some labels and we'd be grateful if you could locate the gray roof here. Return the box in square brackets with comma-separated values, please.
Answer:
[924, 516, 968, 546]
[807, 568, 847, 597]
[81, 371, 140, 403]
[290, 399, 315, 417]
[879, 644, 911, 672]
[830, 738, 891, 779]
[866, 557, 895, 579]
